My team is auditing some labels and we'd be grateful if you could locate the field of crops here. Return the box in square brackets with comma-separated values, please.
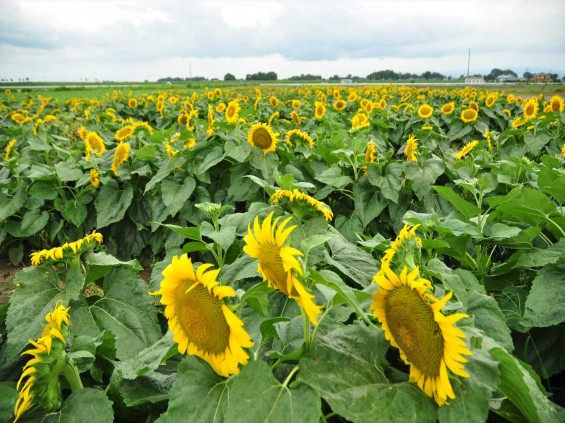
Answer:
[0, 84, 564, 422]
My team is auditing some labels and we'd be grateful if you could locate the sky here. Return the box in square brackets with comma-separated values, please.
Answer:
[0, 0, 564, 82]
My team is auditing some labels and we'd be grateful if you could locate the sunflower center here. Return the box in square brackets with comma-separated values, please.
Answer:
[253, 128, 273, 149]
[227, 105, 236, 118]
[385, 285, 444, 377]
[175, 281, 230, 354]
[258, 243, 298, 297]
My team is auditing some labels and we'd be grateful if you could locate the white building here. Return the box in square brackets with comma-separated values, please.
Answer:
[465, 76, 484, 84]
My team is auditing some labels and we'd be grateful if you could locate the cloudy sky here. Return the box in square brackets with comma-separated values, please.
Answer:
[1, 0, 564, 82]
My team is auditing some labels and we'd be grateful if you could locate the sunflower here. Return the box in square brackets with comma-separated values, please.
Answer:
[4, 139, 16, 160]
[333, 99, 346, 111]
[290, 110, 302, 125]
[363, 142, 377, 176]
[111, 142, 131, 176]
[216, 102, 226, 113]
[441, 102, 455, 115]
[485, 93, 497, 108]
[247, 123, 278, 154]
[376, 223, 422, 281]
[225, 100, 241, 124]
[84, 131, 106, 160]
[511, 116, 525, 128]
[89, 169, 100, 188]
[351, 113, 370, 130]
[485, 129, 493, 151]
[418, 104, 433, 119]
[522, 98, 538, 121]
[507, 94, 516, 104]
[285, 129, 314, 148]
[115, 125, 134, 142]
[549, 95, 564, 113]
[404, 134, 418, 162]
[270, 96, 279, 107]
[207, 104, 215, 136]
[151, 254, 253, 377]
[14, 304, 72, 421]
[243, 212, 323, 325]
[460, 108, 478, 123]
[30, 231, 103, 266]
[455, 140, 479, 160]
[128, 98, 138, 108]
[469, 101, 479, 112]
[562, 143, 565, 158]
[270, 189, 333, 222]
[370, 266, 472, 406]
[314, 101, 326, 119]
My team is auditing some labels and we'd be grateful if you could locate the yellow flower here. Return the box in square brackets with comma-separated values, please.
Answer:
[14, 304, 71, 421]
[150, 254, 253, 377]
[216, 102, 226, 113]
[268, 111, 280, 126]
[225, 100, 241, 124]
[561, 143, 565, 158]
[333, 99, 346, 111]
[460, 108, 478, 123]
[404, 134, 418, 162]
[290, 110, 302, 125]
[184, 137, 196, 149]
[441, 102, 455, 115]
[11, 113, 28, 124]
[376, 223, 422, 280]
[469, 101, 479, 112]
[115, 125, 135, 142]
[549, 95, 564, 113]
[89, 168, 100, 188]
[485, 129, 492, 151]
[247, 123, 278, 154]
[243, 212, 323, 325]
[485, 93, 498, 108]
[285, 129, 314, 148]
[84, 131, 106, 161]
[455, 140, 479, 160]
[270, 189, 333, 221]
[30, 231, 103, 265]
[165, 142, 177, 159]
[128, 98, 138, 108]
[4, 139, 16, 160]
[503, 109, 511, 117]
[511, 116, 525, 128]
[314, 101, 326, 119]
[522, 98, 538, 121]
[418, 104, 433, 119]
[351, 113, 370, 130]
[111, 142, 131, 176]
[270, 96, 279, 107]
[369, 267, 471, 406]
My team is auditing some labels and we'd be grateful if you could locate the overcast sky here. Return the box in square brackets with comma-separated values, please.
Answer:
[1, 0, 564, 82]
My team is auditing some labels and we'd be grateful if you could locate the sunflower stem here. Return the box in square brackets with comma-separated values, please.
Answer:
[61, 359, 83, 392]
[301, 307, 311, 349]
[282, 365, 300, 388]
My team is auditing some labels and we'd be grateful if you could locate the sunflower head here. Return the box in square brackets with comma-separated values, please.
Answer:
[549, 95, 564, 113]
[225, 100, 241, 124]
[418, 104, 433, 119]
[485, 93, 497, 108]
[523, 98, 539, 120]
[151, 254, 253, 377]
[404, 134, 419, 162]
[115, 125, 134, 142]
[14, 304, 71, 421]
[243, 212, 323, 325]
[111, 142, 131, 176]
[314, 101, 326, 119]
[270, 189, 333, 222]
[441, 102, 455, 115]
[333, 99, 346, 111]
[455, 140, 480, 160]
[460, 108, 478, 123]
[248, 123, 278, 154]
[370, 267, 472, 406]
[128, 98, 138, 108]
[351, 113, 370, 130]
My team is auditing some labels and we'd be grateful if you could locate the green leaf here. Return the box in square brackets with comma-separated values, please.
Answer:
[496, 187, 558, 227]
[300, 323, 436, 423]
[200, 222, 237, 251]
[29, 181, 58, 200]
[324, 235, 378, 287]
[0, 191, 26, 222]
[315, 167, 352, 189]
[514, 240, 565, 268]
[522, 257, 565, 327]
[0, 382, 18, 423]
[55, 161, 83, 182]
[220, 254, 261, 283]
[161, 176, 196, 217]
[241, 283, 272, 318]
[5, 266, 64, 360]
[161, 224, 201, 241]
[84, 251, 142, 283]
[43, 388, 114, 423]
[491, 347, 561, 423]
[367, 162, 403, 203]
[5, 209, 49, 237]
[538, 169, 565, 204]
[194, 145, 225, 174]
[95, 180, 134, 228]
[467, 290, 514, 352]
[404, 158, 445, 201]
[433, 186, 481, 219]
[111, 370, 174, 407]
[224, 139, 251, 162]
[353, 181, 387, 226]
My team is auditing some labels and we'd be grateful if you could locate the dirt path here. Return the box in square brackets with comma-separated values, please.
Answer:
[0, 259, 20, 307]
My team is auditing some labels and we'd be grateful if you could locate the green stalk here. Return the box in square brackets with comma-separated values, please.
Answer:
[61, 359, 84, 392]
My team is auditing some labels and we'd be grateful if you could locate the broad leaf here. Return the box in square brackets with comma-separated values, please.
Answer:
[95, 180, 134, 228]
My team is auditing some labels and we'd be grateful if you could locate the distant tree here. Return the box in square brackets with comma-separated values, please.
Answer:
[485, 68, 517, 81]
[549, 73, 558, 82]
[288, 74, 322, 81]
[224, 73, 236, 81]
[245, 71, 277, 81]
[328, 74, 341, 81]
[523, 71, 533, 80]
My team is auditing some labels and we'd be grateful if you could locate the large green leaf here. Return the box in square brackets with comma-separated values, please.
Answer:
[367, 162, 403, 203]
[353, 180, 387, 226]
[433, 186, 481, 219]
[0, 382, 18, 423]
[42, 388, 114, 423]
[161, 176, 196, 217]
[522, 257, 565, 328]
[404, 157, 445, 201]
[324, 235, 378, 287]
[5, 266, 64, 360]
[95, 180, 134, 228]
[496, 187, 559, 228]
[467, 290, 514, 352]
[0, 191, 26, 222]
[4, 209, 49, 237]
[314, 167, 352, 188]
[491, 348, 561, 423]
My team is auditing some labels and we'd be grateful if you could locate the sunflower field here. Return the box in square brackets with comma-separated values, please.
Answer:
[0, 84, 564, 422]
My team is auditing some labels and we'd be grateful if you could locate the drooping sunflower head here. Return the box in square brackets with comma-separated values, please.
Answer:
[404, 134, 418, 162]
[225, 100, 241, 124]
[370, 267, 472, 406]
[365, 142, 377, 164]
[285, 129, 314, 148]
[270, 189, 333, 222]
[351, 113, 370, 130]
[85, 131, 106, 157]
[247, 123, 278, 154]
[111, 142, 131, 176]
[455, 140, 480, 160]
[115, 125, 134, 142]
[460, 108, 478, 123]
[375, 223, 422, 281]
[485, 93, 497, 108]
[549, 95, 564, 113]
[469, 101, 479, 112]
[89, 168, 100, 188]
[418, 103, 433, 119]
[30, 231, 103, 266]
[151, 254, 253, 377]
[14, 304, 71, 421]
[243, 212, 323, 325]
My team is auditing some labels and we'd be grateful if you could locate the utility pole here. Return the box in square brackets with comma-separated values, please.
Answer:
[467, 49, 470, 77]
